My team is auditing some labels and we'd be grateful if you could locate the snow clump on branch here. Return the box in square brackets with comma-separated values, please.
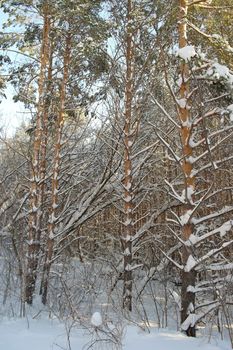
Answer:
[91, 312, 103, 327]
[226, 104, 233, 121]
[177, 45, 196, 62]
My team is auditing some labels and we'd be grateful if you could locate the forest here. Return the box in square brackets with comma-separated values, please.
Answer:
[0, 0, 233, 349]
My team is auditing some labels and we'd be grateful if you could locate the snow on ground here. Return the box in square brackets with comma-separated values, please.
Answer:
[0, 316, 231, 350]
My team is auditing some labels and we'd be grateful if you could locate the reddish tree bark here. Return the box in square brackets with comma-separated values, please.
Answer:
[25, 3, 51, 305]
[41, 31, 72, 305]
[178, 0, 196, 337]
[122, 0, 134, 312]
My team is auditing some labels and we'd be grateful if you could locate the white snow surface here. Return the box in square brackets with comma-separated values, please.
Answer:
[0, 316, 231, 350]
[185, 255, 197, 272]
[180, 209, 193, 225]
[207, 62, 230, 79]
[206, 62, 233, 88]
[177, 98, 187, 109]
[177, 45, 196, 61]
[185, 234, 198, 246]
[227, 104, 233, 121]
[91, 311, 102, 327]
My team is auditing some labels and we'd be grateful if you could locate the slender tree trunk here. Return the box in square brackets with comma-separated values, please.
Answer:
[41, 31, 72, 305]
[122, 0, 134, 312]
[39, 40, 53, 231]
[39, 41, 54, 296]
[25, 3, 51, 305]
[178, 0, 196, 337]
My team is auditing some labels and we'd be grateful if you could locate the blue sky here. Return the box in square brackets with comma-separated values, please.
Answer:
[0, 10, 28, 136]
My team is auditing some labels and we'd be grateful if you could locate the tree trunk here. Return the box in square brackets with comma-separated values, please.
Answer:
[122, 0, 134, 312]
[25, 3, 51, 305]
[41, 31, 72, 305]
[178, 0, 196, 337]
[39, 41, 54, 296]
